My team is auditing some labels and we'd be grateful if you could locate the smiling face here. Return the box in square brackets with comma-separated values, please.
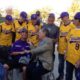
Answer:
[20, 31, 28, 40]
[31, 19, 37, 25]
[5, 20, 12, 25]
[61, 16, 69, 23]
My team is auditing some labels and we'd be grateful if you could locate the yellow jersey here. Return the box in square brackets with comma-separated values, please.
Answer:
[14, 20, 28, 41]
[27, 21, 41, 46]
[58, 23, 75, 54]
[0, 22, 14, 46]
[66, 28, 80, 65]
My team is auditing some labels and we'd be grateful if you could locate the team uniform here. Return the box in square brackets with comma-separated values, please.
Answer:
[57, 12, 75, 80]
[58, 22, 75, 54]
[27, 21, 40, 46]
[65, 27, 80, 80]
[0, 16, 14, 65]
[56, 12, 76, 80]
[65, 12, 80, 80]
[58, 21, 75, 79]
[13, 11, 28, 41]
[27, 14, 41, 46]
[0, 22, 14, 46]
[14, 20, 28, 41]
[66, 28, 80, 65]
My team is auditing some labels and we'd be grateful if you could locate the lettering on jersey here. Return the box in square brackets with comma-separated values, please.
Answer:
[75, 42, 80, 50]
[69, 37, 80, 43]
[69, 37, 80, 50]
[60, 32, 68, 37]
[2, 29, 12, 34]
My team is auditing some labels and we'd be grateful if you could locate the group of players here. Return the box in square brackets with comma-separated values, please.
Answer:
[0, 10, 80, 80]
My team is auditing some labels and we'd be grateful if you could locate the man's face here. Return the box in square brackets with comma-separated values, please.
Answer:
[6, 20, 12, 25]
[73, 19, 80, 26]
[48, 17, 55, 24]
[61, 16, 69, 22]
[38, 30, 45, 40]
[20, 32, 28, 40]
[20, 16, 25, 22]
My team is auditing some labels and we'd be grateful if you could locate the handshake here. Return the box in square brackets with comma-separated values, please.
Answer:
[19, 50, 31, 55]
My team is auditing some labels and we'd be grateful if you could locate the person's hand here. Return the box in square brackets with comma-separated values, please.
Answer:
[28, 42, 33, 46]
[24, 50, 31, 53]
[75, 60, 80, 68]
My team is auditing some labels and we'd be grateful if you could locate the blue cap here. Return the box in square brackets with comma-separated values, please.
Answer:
[74, 12, 80, 20]
[60, 12, 69, 18]
[19, 28, 28, 33]
[31, 14, 37, 20]
[20, 11, 27, 19]
[49, 13, 55, 18]
[5, 15, 13, 21]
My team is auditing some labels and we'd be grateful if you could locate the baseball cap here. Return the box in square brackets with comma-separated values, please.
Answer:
[5, 15, 13, 21]
[19, 28, 28, 33]
[20, 11, 27, 19]
[74, 12, 80, 20]
[59, 12, 69, 18]
[31, 14, 37, 20]
[48, 13, 55, 18]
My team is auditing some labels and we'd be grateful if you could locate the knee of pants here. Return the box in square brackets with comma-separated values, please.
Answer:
[3, 64, 9, 70]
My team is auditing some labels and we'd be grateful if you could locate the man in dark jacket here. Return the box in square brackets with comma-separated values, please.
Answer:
[43, 13, 59, 61]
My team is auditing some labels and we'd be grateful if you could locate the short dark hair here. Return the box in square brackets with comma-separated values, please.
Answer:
[41, 28, 49, 37]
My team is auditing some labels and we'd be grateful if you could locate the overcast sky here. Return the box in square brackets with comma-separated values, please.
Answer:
[0, 0, 73, 14]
